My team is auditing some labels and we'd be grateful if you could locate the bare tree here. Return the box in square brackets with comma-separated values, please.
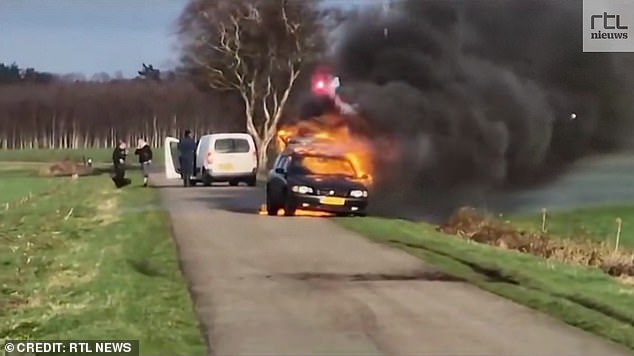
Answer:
[178, 0, 326, 169]
[138, 63, 161, 81]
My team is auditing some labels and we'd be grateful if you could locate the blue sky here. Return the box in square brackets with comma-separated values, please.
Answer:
[0, 0, 370, 78]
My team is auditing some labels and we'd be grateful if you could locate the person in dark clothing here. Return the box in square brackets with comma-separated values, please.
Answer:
[134, 138, 153, 187]
[112, 141, 131, 188]
[177, 130, 197, 187]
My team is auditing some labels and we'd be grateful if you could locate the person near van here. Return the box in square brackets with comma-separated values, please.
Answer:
[177, 130, 197, 187]
[134, 138, 153, 187]
[112, 140, 131, 188]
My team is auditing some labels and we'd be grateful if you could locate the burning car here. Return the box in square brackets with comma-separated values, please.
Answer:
[265, 145, 370, 217]
[263, 68, 375, 217]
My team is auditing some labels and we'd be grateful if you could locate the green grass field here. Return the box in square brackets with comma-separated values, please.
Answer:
[0, 148, 164, 164]
[0, 168, 204, 355]
[338, 215, 634, 350]
[0, 173, 59, 204]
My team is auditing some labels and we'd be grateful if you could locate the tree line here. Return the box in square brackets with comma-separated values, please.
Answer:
[0, 72, 244, 149]
[0, 61, 315, 151]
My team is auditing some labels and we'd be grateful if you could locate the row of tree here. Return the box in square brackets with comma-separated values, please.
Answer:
[0, 62, 175, 84]
[0, 80, 243, 149]
[0, 63, 56, 84]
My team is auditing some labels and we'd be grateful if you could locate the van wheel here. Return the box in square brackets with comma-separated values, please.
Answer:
[246, 175, 257, 187]
[229, 180, 239, 186]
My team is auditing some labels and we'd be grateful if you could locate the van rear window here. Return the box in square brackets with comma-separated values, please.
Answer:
[214, 138, 251, 153]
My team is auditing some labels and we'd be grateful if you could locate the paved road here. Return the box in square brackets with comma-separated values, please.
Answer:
[153, 174, 631, 356]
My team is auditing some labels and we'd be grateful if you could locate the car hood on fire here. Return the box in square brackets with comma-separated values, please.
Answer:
[288, 175, 368, 191]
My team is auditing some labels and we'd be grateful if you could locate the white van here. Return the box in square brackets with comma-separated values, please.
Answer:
[164, 133, 258, 186]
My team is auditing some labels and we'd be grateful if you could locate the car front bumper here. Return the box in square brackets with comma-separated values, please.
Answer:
[290, 193, 368, 214]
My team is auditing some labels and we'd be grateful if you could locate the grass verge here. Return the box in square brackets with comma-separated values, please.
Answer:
[338, 217, 634, 351]
[0, 170, 204, 355]
[0, 171, 61, 205]
[510, 205, 634, 248]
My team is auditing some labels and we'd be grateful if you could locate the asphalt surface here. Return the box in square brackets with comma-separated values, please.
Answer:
[153, 173, 632, 356]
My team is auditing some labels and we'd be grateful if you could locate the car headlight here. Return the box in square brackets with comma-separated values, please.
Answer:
[291, 185, 313, 194]
[349, 189, 368, 198]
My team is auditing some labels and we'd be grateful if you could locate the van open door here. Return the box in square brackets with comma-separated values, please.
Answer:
[164, 136, 181, 179]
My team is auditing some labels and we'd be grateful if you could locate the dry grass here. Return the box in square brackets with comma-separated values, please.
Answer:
[438, 207, 634, 278]
[94, 192, 120, 225]
[47, 269, 94, 289]
[619, 275, 634, 287]
[38, 160, 94, 177]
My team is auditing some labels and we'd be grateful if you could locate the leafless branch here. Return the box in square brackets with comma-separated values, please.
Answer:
[178, 0, 326, 167]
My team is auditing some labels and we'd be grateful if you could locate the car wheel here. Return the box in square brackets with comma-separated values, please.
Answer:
[247, 175, 257, 187]
[266, 187, 280, 216]
[283, 193, 297, 216]
[229, 179, 239, 186]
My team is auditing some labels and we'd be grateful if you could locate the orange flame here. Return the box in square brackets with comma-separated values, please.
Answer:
[276, 114, 374, 186]
[258, 205, 334, 217]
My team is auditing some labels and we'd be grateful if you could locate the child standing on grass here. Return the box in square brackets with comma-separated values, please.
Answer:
[134, 138, 153, 187]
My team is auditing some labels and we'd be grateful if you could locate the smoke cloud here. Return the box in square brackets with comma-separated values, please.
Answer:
[320, 0, 634, 218]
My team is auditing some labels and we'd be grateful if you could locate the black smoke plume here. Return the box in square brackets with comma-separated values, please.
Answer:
[309, 0, 634, 218]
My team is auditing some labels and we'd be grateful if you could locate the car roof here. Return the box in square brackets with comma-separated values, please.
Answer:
[280, 134, 353, 161]
[283, 149, 348, 161]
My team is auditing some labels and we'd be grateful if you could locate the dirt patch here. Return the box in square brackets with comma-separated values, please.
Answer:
[437, 207, 634, 278]
[47, 248, 104, 290]
[96, 196, 119, 225]
[87, 187, 122, 226]
[47, 268, 98, 290]
[48, 300, 90, 313]
[618, 275, 634, 287]
[38, 160, 94, 177]
[25, 295, 43, 308]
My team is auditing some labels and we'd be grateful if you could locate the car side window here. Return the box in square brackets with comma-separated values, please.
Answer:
[282, 156, 293, 171]
[275, 155, 287, 170]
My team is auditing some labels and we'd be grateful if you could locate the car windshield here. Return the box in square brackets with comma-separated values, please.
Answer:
[288, 155, 357, 177]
